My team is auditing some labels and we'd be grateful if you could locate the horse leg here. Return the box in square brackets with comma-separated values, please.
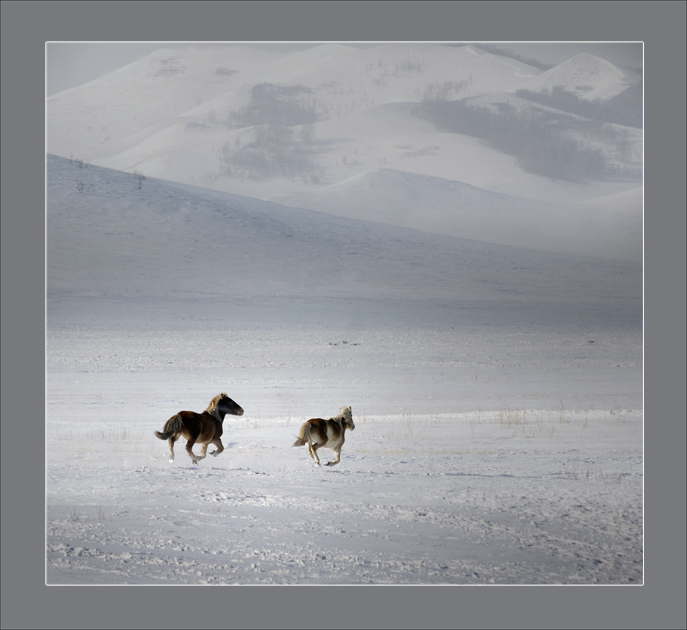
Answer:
[308, 442, 321, 467]
[185, 438, 199, 465]
[325, 446, 342, 466]
[196, 442, 209, 461]
[209, 438, 224, 457]
[168, 436, 177, 463]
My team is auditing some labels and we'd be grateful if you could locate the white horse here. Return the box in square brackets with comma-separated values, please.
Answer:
[292, 406, 355, 467]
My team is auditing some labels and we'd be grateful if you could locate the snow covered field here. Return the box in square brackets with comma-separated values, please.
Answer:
[45, 155, 643, 585]
[46, 310, 642, 585]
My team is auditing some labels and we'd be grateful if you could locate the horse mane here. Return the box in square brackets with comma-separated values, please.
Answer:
[205, 392, 228, 422]
[335, 406, 353, 427]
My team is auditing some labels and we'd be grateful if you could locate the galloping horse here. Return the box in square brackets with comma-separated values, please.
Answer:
[292, 406, 355, 467]
[154, 393, 244, 465]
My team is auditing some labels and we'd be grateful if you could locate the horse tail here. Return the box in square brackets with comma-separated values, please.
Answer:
[155, 414, 184, 440]
[292, 421, 311, 447]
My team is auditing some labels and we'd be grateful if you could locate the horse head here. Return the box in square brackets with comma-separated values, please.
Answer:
[339, 406, 355, 431]
[208, 393, 244, 418]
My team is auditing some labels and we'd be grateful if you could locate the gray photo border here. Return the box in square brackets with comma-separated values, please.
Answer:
[2, 1, 685, 628]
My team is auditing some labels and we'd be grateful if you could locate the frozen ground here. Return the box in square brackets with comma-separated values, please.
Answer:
[46, 296, 643, 585]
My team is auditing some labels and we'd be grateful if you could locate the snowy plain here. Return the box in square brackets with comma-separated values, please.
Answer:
[45, 154, 643, 585]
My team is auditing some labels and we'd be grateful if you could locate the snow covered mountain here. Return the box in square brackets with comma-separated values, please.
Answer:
[507, 52, 641, 101]
[47, 43, 643, 261]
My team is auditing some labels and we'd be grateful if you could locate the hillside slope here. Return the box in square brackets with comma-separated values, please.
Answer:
[48, 155, 641, 309]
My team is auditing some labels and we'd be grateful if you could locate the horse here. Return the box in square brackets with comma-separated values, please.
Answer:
[154, 393, 244, 465]
[292, 406, 355, 467]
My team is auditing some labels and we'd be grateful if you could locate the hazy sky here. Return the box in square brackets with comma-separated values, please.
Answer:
[46, 41, 643, 97]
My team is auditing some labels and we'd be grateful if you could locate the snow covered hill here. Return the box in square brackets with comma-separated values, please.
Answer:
[507, 52, 641, 101]
[46, 44, 535, 168]
[273, 167, 642, 261]
[47, 154, 642, 307]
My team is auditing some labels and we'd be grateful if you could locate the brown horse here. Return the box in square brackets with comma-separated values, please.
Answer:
[292, 406, 355, 467]
[154, 393, 244, 465]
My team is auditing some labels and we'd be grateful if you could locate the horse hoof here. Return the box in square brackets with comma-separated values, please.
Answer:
[168, 458, 174, 464]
